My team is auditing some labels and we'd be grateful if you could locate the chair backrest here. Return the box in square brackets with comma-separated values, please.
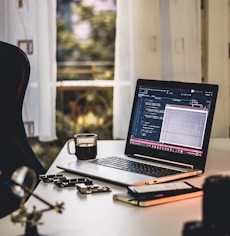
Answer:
[0, 41, 46, 217]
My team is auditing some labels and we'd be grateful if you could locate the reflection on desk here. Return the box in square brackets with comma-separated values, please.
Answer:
[1, 138, 230, 236]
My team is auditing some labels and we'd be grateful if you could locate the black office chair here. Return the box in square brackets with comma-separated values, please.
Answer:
[0, 41, 46, 218]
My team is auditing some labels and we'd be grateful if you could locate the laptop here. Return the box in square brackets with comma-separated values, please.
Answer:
[57, 79, 218, 186]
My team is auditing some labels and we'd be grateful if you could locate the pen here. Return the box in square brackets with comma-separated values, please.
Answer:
[132, 170, 203, 186]
[131, 175, 190, 186]
[131, 179, 164, 186]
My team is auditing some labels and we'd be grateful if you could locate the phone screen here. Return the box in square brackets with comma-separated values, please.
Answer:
[129, 182, 193, 194]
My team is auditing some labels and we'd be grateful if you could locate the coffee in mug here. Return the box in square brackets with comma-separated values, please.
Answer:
[67, 133, 97, 160]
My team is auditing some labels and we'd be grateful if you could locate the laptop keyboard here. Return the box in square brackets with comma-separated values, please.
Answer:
[91, 156, 182, 177]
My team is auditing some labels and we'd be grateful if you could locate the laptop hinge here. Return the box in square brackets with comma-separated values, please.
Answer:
[133, 154, 194, 169]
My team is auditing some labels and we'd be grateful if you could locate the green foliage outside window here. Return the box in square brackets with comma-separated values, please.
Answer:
[31, 1, 116, 169]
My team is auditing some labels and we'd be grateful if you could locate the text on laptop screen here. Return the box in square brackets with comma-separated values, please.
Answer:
[129, 85, 215, 157]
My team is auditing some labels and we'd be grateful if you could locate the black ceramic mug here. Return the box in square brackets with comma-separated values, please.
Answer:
[67, 133, 97, 160]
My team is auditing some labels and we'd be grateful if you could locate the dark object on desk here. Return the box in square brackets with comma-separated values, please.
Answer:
[39, 172, 110, 193]
[203, 175, 230, 235]
[182, 221, 204, 236]
[39, 174, 93, 187]
[0, 41, 45, 218]
[56, 177, 93, 188]
[76, 182, 111, 194]
[39, 174, 65, 183]
[183, 175, 230, 236]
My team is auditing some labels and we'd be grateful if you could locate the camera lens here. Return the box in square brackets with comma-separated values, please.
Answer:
[182, 221, 204, 236]
[203, 175, 230, 235]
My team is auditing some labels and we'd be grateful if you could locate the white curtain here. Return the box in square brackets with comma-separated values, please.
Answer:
[0, 0, 57, 141]
[113, 0, 133, 139]
[160, 0, 201, 82]
[113, 0, 162, 139]
[37, 1, 57, 141]
[114, 0, 201, 139]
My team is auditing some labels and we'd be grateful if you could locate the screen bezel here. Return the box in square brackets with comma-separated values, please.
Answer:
[125, 79, 218, 170]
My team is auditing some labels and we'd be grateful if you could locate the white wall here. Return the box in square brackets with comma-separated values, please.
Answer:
[204, 0, 230, 137]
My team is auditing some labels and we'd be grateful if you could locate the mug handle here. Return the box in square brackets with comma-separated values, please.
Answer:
[67, 139, 75, 155]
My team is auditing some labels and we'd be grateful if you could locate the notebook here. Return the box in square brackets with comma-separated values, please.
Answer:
[57, 79, 218, 187]
[113, 181, 203, 207]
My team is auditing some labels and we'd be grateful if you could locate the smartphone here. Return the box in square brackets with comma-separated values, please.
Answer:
[127, 182, 197, 199]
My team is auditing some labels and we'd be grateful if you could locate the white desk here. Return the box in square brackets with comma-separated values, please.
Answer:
[1, 138, 230, 236]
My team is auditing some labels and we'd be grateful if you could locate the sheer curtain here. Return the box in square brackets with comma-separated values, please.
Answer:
[113, 0, 133, 139]
[113, 0, 201, 139]
[0, 0, 57, 141]
[37, 1, 57, 141]
[113, 0, 162, 139]
[160, 0, 201, 82]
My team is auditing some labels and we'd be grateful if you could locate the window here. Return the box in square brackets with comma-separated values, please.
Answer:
[56, 0, 116, 143]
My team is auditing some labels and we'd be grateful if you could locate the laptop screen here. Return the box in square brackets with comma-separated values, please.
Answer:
[125, 79, 218, 169]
